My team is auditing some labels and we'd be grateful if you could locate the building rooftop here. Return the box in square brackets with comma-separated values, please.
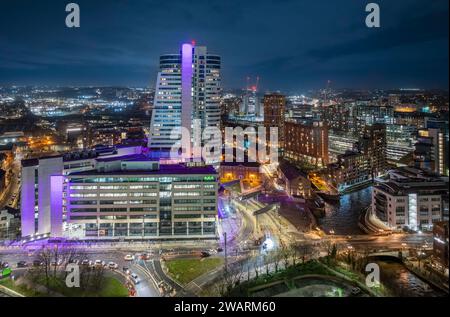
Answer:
[95, 153, 151, 163]
[278, 160, 307, 180]
[375, 167, 448, 195]
[221, 161, 260, 168]
[69, 163, 217, 176]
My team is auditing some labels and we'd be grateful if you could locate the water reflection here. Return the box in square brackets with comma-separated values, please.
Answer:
[319, 186, 373, 235]
[377, 260, 446, 297]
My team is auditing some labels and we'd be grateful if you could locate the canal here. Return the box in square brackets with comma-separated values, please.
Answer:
[318, 186, 372, 235]
[377, 260, 446, 297]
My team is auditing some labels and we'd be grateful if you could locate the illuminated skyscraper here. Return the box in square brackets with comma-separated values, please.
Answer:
[148, 43, 221, 160]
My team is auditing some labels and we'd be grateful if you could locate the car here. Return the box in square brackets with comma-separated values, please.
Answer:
[94, 260, 106, 267]
[108, 262, 118, 270]
[17, 261, 28, 268]
[217, 247, 224, 253]
[124, 254, 134, 261]
[122, 267, 130, 275]
[81, 259, 90, 266]
[130, 273, 140, 284]
[200, 251, 211, 258]
[1, 261, 9, 268]
[140, 253, 150, 260]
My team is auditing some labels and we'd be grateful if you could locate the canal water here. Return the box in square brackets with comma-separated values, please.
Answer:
[318, 186, 372, 235]
[377, 260, 446, 297]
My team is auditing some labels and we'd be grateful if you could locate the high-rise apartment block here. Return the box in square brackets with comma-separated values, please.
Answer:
[148, 43, 221, 161]
[263, 93, 286, 149]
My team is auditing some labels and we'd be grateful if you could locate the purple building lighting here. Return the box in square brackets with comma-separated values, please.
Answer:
[181, 43, 194, 148]
[50, 175, 63, 237]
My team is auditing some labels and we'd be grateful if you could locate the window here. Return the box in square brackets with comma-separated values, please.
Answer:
[395, 206, 405, 216]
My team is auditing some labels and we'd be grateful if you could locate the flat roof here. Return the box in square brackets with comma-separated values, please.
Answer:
[68, 164, 217, 176]
[95, 154, 151, 163]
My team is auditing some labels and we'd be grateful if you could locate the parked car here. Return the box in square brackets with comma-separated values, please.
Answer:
[81, 259, 90, 266]
[122, 267, 130, 275]
[94, 260, 106, 267]
[200, 251, 211, 258]
[33, 260, 43, 267]
[1, 261, 9, 268]
[124, 254, 134, 261]
[17, 261, 28, 268]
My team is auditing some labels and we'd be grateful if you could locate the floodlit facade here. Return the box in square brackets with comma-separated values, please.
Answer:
[20, 146, 218, 240]
[372, 167, 448, 231]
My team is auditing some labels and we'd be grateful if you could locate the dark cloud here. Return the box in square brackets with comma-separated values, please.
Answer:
[0, 0, 448, 91]
[308, 8, 449, 60]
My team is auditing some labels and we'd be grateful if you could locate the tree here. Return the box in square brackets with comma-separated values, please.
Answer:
[290, 244, 299, 266]
[35, 247, 53, 293]
[330, 244, 337, 259]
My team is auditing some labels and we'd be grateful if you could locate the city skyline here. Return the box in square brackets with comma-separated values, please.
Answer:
[0, 0, 448, 302]
[0, 0, 449, 91]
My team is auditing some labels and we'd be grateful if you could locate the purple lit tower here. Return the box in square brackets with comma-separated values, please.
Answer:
[148, 42, 221, 162]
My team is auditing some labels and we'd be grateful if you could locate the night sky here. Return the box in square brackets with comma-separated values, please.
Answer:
[0, 0, 448, 92]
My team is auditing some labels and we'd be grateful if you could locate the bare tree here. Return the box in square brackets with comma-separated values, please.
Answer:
[253, 258, 259, 279]
[290, 243, 299, 266]
[264, 255, 270, 275]
[300, 244, 314, 264]
[215, 261, 245, 297]
[91, 266, 106, 291]
[281, 246, 290, 269]
[35, 247, 53, 293]
[272, 250, 281, 272]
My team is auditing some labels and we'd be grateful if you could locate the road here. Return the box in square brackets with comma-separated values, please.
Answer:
[0, 249, 161, 297]
[0, 160, 20, 210]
